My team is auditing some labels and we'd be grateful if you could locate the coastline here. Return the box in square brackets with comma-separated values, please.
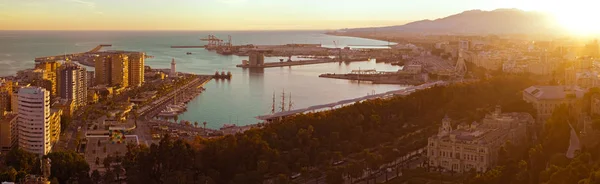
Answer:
[324, 31, 396, 44]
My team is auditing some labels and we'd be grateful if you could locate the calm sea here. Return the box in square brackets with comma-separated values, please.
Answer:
[0, 31, 405, 128]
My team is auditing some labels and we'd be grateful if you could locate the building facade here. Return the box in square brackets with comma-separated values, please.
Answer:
[49, 108, 62, 146]
[0, 80, 13, 115]
[86, 71, 95, 87]
[523, 86, 584, 122]
[0, 113, 17, 152]
[95, 53, 129, 88]
[34, 61, 60, 97]
[127, 52, 145, 87]
[57, 63, 88, 108]
[426, 106, 532, 173]
[17, 87, 51, 155]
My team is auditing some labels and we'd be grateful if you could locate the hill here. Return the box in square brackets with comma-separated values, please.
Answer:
[342, 9, 562, 35]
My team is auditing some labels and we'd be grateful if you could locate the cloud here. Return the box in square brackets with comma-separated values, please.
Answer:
[216, 0, 248, 5]
[67, 0, 96, 8]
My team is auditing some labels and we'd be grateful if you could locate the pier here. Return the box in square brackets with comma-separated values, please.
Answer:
[171, 46, 206, 48]
[236, 59, 338, 68]
[319, 65, 429, 85]
[35, 44, 112, 62]
[137, 75, 212, 118]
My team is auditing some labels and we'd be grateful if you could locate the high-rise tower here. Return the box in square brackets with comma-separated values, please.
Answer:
[17, 87, 51, 155]
[57, 63, 87, 108]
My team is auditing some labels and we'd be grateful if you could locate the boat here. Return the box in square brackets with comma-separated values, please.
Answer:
[157, 107, 180, 117]
[167, 104, 186, 112]
[220, 124, 237, 130]
[186, 52, 192, 55]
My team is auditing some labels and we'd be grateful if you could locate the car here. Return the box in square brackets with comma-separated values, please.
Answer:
[332, 160, 345, 166]
[290, 173, 301, 179]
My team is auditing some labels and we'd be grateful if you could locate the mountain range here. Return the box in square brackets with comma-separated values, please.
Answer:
[342, 9, 564, 35]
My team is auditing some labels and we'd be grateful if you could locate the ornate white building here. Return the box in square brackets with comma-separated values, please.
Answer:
[427, 106, 533, 173]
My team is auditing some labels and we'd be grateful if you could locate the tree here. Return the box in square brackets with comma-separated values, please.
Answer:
[4, 167, 17, 182]
[104, 156, 112, 171]
[275, 174, 289, 184]
[194, 121, 199, 128]
[50, 177, 60, 184]
[45, 151, 90, 184]
[349, 161, 365, 183]
[366, 152, 383, 183]
[311, 170, 323, 184]
[113, 164, 124, 182]
[203, 121, 207, 129]
[326, 168, 344, 184]
[104, 170, 115, 183]
[91, 170, 101, 184]
[5, 148, 38, 173]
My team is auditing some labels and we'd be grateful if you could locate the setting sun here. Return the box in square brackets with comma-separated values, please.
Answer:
[554, 8, 600, 36]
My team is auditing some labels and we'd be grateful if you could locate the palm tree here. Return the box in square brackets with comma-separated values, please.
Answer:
[203, 122, 207, 129]
[194, 121, 198, 128]
[113, 164, 124, 183]
[103, 156, 112, 171]
[91, 170, 101, 184]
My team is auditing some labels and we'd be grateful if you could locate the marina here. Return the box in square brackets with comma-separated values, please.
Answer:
[1, 30, 401, 129]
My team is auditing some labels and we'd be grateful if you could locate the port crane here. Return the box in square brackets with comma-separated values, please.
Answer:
[200, 35, 223, 50]
[333, 41, 343, 61]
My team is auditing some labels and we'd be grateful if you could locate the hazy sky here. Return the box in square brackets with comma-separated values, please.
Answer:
[0, 0, 593, 31]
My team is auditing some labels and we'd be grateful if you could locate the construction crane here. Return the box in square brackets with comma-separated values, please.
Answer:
[333, 41, 343, 61]
[200, 35, 223, 50]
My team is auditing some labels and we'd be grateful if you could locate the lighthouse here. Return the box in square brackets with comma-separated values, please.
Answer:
[170, 58, 177, 77]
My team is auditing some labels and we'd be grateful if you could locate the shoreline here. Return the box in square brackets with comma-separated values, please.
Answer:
[324, 31, 397, 44]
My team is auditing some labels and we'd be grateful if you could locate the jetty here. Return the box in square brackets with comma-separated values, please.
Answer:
[171, 46, 206, 48]
[236, 59, 336, 68]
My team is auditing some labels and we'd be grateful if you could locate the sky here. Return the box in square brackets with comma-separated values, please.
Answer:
[0, 0, 597, 32]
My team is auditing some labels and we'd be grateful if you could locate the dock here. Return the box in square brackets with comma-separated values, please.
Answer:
[171, 46, 206, 48]
[236, 58, 369, 68]
[236, 59, 337, 68]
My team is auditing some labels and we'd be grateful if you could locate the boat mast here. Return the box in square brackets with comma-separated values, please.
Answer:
[271, 92, 275, 114]
[288, 92, 293, 111]
[281, 89, 286, 112]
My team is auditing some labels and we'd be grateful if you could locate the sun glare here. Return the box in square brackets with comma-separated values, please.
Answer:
[542, 2, 600, 36]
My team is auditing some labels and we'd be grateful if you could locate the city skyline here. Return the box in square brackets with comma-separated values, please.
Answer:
[1, 0, 597, 35]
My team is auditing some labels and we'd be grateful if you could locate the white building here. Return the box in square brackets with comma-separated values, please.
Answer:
[170, 58, 177, 77]
[17, 87, 51, 155]
[427, 106, 532, 173]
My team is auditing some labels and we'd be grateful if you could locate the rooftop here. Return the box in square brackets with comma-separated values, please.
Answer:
[524, 86, 585, 100]
[19, 86, 46, 95]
